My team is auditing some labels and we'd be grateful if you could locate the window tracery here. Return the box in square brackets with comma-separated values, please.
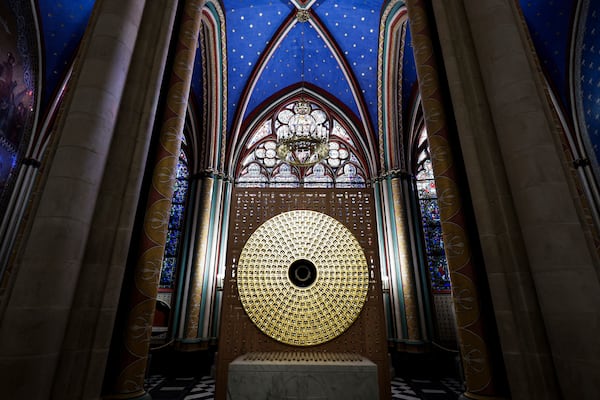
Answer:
[236, 100, 367, 188]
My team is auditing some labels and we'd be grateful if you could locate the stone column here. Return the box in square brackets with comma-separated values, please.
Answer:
[0, 1, 150, 398]
[51, 1, 179, 398]
[430, 1, 600, 399]
[405, 1, 507, 398]
[388, 173, 422, 343]
[182, 173, 215, 343]
[175, 176, 227, 346]
[0, 158, 40, 278]
[175, 0, 227, 348]
[379, 170, 429, 348]
[107, 0, 204, 398]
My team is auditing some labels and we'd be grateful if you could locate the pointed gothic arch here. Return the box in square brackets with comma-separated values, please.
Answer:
[229, 84, 377, 180]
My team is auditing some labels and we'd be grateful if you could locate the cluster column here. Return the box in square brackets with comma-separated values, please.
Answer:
[405, 1, 507, 398]
[428, 0, 600, 398]
[0, 1, 153, 398]
[107, 0, 205, 398]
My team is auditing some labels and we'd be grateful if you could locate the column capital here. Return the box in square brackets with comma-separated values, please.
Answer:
[191, 169, 232, 181]
[374, 169, 413, 182]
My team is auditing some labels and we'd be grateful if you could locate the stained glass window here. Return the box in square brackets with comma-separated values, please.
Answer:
[236, 100, 367, 188]
[415, 130, 451, 293]
[159, 150, 190, 289]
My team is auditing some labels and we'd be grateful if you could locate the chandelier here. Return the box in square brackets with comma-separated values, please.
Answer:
[276, 100, 329, 166]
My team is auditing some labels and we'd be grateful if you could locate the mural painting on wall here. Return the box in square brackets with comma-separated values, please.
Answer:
[0, 0, 36, 211]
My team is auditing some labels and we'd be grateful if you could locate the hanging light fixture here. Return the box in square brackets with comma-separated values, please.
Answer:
[275, 9, 329, 167]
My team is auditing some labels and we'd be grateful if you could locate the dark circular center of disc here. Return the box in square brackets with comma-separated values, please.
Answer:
[289, 259, 317, 288]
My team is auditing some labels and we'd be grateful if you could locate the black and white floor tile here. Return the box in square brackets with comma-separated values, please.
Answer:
[184, 377, 216, 400]
[145, 374, 166, 392]
[145, 376, 215, 400]
[145, 375, 461, 399]
[391, 377, 462, 399]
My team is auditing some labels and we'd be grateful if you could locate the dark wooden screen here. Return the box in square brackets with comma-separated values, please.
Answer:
[215, 188, 390, 399]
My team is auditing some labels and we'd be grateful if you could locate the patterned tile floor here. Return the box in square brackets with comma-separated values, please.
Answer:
[145, 375, 463, 399]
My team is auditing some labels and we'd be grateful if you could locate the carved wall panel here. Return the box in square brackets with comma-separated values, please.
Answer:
[216, 188, 389, 399]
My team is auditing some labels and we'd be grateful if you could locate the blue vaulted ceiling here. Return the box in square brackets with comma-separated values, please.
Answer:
[32, 0, 387, 136]
[402, 23, 417, 129]
[311, 1, 381, 126]
[224, 0, 384, 141]
[25, 1, 600, 165]
[519, 0, 576, 110]
[519, 0, 600, 166]
[225, 1, 293, 116]
[244, 20, 360, 122]
[578, 1, 600, 158]
[36, 0, 96, 110]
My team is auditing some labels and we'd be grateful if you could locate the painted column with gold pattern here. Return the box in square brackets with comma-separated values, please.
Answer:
[378, 172, 425, 346]
[404, 1, 506, 398]
[176, 1, 229, 348]
[106, 0, 205, 398]
[377, 1, 425, 347]
[181, 172, 214, 344]
[390, 173, 423, 343]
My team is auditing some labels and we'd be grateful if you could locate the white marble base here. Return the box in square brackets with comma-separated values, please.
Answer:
[227, 352, 379, 400]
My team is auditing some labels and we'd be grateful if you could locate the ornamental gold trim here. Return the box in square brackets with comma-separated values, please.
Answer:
[237, 210, 369, 346]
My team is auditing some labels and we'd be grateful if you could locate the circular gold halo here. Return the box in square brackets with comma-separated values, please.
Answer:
[237, 210, 369, 346]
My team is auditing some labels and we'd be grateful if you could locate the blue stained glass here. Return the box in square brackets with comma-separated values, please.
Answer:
[179, 148, 188, 161]
[160, 257, 176, 287]
[420, 199, 441, 225]
[169, 203, 185, 220]
[428, 256, 451, 292]
[170, 203, 184, 217]
[422, 223, 443, 254]
[417, 179, 437, 199]
[169, 204, 185, 230]
[417, 152, 451, 293]
[177, 163, 189, 179]
[165, 229, 181, 256]
[173, 180, 189, 203]
[160, 152, 190, 289]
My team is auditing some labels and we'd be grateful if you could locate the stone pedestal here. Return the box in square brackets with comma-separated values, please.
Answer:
[227, 352, 379, 400]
